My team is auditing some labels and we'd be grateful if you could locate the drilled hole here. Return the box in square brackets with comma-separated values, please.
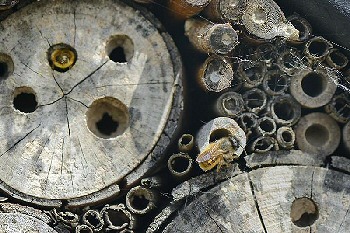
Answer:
[305, 124, 329, 147]
[301, 72, 326, 97]
[291, 197, 319, 227]
[86, 97, 129, 139]
[13, 87, 38, 113]
[106, 209, 129, 228]
[0, 53, 14, 80]
[209, 128, 230, 142]
[171, 156, 190, 173]
[106, 35, 134, 63]
[48, 43, 77, 72]
[308, 40, 328, 57]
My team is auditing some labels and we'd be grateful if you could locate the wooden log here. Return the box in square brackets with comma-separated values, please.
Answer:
[161, 166, 350, 232]
[0, 0, 182, 207]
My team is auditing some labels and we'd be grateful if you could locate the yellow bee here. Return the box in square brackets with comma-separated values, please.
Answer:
[196, 136, 240, 172]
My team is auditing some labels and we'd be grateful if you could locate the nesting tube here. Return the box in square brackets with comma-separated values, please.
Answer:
[268, 94, 301, 126]
[241, 0, 299, 40]
[101, 204, 136, 231]
[82, 210, 104, 231]
[197, 55, 234, 92]
[168, 0, 212, 19]
[237, 61, 266, 88]
[304, 36, 333, 62]
[203, 0, 247, 23]
[178, 134, 195, 153]
[295, 112, 340, 156]
[215, 91, 244, 117]
[126, 186, 157, 215]
[75, 225, 93, 233]
[326, 49, 349, 70]
[242, 88, 267, 114]
[290, 68, 337, 108]
[343, 121, 350, 154]
[168, 153, 193, 180]
[256, 116, 276, 136]
[262, 70, 289, 96]
[185, 18, 239, 54]
[237, 112, 258, 133]
[276, 126, 295, 149]
[287, 14, 312, 44]
[276, 48, 305, 76]
[325, 94, 350, 123]
[196, 117, 246, 154]
[249, 136, 278, 153]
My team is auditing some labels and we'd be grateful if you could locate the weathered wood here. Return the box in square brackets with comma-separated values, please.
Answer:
[0, 0, 182, 207]
[162, 166, 350, 233]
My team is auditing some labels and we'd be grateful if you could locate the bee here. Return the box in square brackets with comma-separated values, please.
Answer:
[196, 136, 241, 172]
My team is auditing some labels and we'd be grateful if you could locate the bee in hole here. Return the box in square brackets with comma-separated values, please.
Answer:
[196, 136, 241, 172]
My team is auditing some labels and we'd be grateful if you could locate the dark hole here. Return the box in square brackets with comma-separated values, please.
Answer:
[109, 46, 127, 63]
[290, 19, 306, 40]
[79, 229, 92, 233]
[171, 156, 190, 173]
[301, 73, 325, 97]
[209, 128, 230, 142]
[267, 74, 287, 92]
[180, 135, 192, 145]
[282, 131, 293, 142]
[244, 66, 260, 81]
[274, 102, 294, 121]
[107, 210, 129, 227]
[308, 40, 328, 57]
[132, 194, 149, 210]
[330, 51, 346, 67]
[259, 119, 274, 133]
[13, 93, 37, 113]
[86, 213, 101, 227]
[0, 62, 8, 78]
[242, 115, 255, 128]
[255, 138, 272, 151]
[62, 214, 76, 221]
[96, 112, 119, 136]
[246, 92, 264, 108]
[291, 197, 319, 227]
[305, 124, 329, 147]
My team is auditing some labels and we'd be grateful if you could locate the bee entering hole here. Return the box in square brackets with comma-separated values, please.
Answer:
[291, 197, 319, 227]
[86, 97, 129, 139]
[48, 43, 77, 72]
[106, 35, 134, 63]
[301, 72, 326, 97]
[209, 128, 231, 142]
[13, 87, 38, 113]
[0, 53, 14, 80]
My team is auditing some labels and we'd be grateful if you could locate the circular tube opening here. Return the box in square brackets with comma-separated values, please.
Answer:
[273, 101, 295, 121]
[106, 209, 129, 228]
[170, 156, 191, 173]
[106, 35, 134, 63]
[291, 197, 319, 227]
[301, 72, 326, 97]
[48, 43, 77, 72]
[259, 118, 275, 134]
[209, 128, 231, 142]
[305, 124, 329, 147]
[86, 97, 129, 139]
[307, 39, 328, 57]
[180, 134, 193, 146]
[282, 131, 293, 143]
[13, 87, 38, 113]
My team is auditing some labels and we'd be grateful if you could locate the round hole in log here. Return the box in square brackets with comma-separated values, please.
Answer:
[209, 128, 231, 142]
[0, 53, 14, 80]
[305, 124, 329, 147]
[86, 97, 129, 139]
[48, 43, 77, 72]
[301, 72, 326, 97]
[106, 35, 134, 63]
[291, 197, 319, 227]
[13, 87, 38, 113]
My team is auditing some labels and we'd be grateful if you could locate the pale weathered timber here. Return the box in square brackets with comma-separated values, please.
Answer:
[161, 166, 350, 233]
[0, 0, 182, 207]
[0, 203, 57, 233]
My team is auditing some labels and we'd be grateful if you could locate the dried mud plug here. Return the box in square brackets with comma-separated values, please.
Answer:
[295, 112, 340, 157]
[196, 117, 246, 171]
[185, 18, 239, 54]
[48, 43, 77, 72]
[241, 0, 299, 40]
